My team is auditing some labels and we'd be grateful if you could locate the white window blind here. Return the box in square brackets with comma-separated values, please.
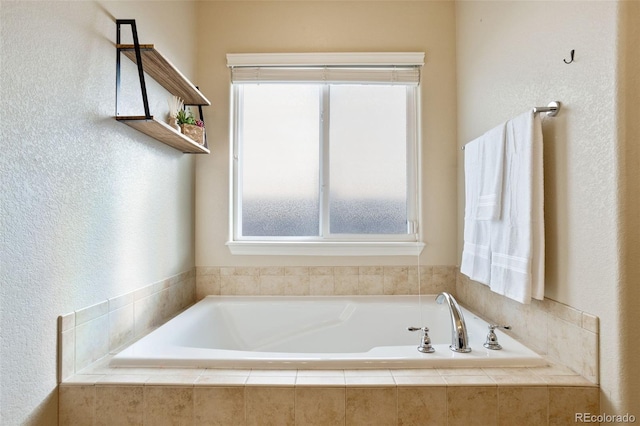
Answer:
[227, 52, 424, 85]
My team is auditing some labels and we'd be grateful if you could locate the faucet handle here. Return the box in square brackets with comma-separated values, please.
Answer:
[483, 324, 511, 350]
[407, 326, 435, 353]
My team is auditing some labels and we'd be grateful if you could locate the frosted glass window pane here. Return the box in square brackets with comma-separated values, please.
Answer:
[329, 85, 407, 234]
[240, 85, 320, 236]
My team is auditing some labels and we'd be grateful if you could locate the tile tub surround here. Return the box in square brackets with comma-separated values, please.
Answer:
[196, 265, 457, 298]
[59, 362, 599, 425]
[58, 269, 196, 382]
[456, 271, 599, 384]
[59, 266, 601, 425]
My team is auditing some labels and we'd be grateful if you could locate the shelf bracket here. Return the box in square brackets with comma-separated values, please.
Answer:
[116, 19, 151, 120]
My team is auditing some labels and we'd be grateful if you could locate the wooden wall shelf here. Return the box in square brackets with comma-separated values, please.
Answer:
[116, 116, 210, 154]
[115, 20, 211, 154]
[117, 44, 211, 106]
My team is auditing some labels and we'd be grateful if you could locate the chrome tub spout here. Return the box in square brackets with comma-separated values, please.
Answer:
[436, 292, 471, 353]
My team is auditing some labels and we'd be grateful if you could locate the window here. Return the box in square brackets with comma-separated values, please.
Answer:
[227, 53, 425, 256]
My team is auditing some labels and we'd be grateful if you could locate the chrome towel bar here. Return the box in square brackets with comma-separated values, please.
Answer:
[461, 101, 561, 150]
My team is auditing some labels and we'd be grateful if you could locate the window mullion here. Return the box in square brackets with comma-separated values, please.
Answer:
[319, 85, 331, 239]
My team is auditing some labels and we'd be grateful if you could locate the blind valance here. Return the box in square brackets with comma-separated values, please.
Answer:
[227, 52, 424, 85]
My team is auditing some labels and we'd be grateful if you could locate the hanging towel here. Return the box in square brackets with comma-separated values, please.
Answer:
[475, 125, 506, 220]
[489, 110, 545, 303]
[460, 123, 506, 285]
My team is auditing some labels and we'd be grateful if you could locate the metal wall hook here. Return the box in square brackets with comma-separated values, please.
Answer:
[563, 49, 575, 64]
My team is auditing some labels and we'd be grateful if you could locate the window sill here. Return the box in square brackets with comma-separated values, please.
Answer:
[226, 241, 425, 256]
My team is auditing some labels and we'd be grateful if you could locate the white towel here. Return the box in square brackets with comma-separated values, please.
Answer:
[475, 125, 506, 221]
[489, 110, 545, 303]
[460, 123, 505, 285]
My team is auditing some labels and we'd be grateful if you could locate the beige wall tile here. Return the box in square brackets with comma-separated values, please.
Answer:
[447, 386, 497, 426]
[335, 266, 359, 276]
[309, 275, 334, 295]
[582, 312, 599, 333]
[245, 387, 295, 426]
[75, 315, 109, 373]
[96, 385, 143, 426]
[133, 291, 162, 337]
[197, 274, 221, 299]
[60, 328, 75, 382]
[60, 312, 75, 332]
[547, 315, 598, 383]
[194, 387, 245, 426]
[309, 266, 333, 275]
[295, 387, 345, 425]
[548, 387, 599, 425]
[165, 285, 185, 319]
[346, 387, 397, 426]
[397, 387, 446, 425]
[284, 275, 310, 295]
[456, 271, 599, 382]
[221, 275, 260, 295]
[545, 298, 582, 327]
[285, 266, 309, 276]
[430, 266, 456, 294]
[133, 281, 157, 302]
[109, 304, 134, 352]
[75, 300, 108, 325]
[335, 275, 359, 295]
[221, 267, 260, 276]
[260, 266, 284, 276]
[358, 274, 384, 295]
[108, 292, 134, 312]
[383, 266, 410, 295]
[197, 267, 221, 276]
[144, 386, 194, 426]
[260, 275, 286, 295]
[497, 387, 548, 426]
[59, 385, 95, 426]
[359, 266, 383, 275]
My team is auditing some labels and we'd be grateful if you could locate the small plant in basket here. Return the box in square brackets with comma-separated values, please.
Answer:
[176, 108, 196, 125]
[176, 108, 205, 145]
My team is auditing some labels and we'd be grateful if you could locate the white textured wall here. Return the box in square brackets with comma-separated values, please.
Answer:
[0, 2, 198, 424]
[456, 0, 637, 414]
[194, 1, 458, 268]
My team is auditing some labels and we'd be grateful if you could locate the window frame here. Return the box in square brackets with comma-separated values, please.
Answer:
[227, 53, 425, 256]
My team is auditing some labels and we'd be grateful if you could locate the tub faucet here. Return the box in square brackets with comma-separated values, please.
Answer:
[436, 292, 471, 353]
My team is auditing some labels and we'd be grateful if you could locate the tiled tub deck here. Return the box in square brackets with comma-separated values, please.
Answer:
[59, 359, 598, 425]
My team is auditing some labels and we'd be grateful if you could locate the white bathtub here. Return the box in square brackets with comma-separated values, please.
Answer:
[110, 295, 546, 369]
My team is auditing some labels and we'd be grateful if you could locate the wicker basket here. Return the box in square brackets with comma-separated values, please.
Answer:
[180, 124, 205, 145]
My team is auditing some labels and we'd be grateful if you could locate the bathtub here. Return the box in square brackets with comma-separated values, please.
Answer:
[110, 295, 546, 369]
